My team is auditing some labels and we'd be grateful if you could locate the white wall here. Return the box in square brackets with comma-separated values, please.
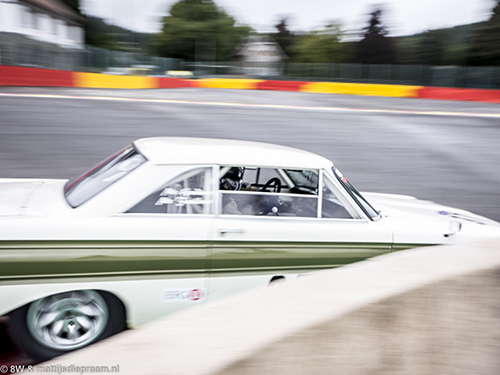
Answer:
[41, 240, 500, 375]
[0, 0, 83, 48]
[0, 1, 21, 33]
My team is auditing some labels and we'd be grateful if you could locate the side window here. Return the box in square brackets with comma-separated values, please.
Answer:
[219, 166, 318, 217]
[321, 177, 354, 219]
[127, 167, 213, 214]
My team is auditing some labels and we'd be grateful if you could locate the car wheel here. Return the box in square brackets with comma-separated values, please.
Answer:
[9, 290, 126, 362]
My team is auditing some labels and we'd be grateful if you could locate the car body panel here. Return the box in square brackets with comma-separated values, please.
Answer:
[0, 179, 45, 216]
[0, 276, 209, 326]
[134, 137, 334, 170]
[364, 192, 500, 245]
[211, 217, 392, 272]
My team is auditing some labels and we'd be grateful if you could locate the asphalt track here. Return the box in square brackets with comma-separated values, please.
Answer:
[0, 86, 499, 224]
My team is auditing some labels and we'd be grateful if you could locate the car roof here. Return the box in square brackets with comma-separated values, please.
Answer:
[134, 137, 333, 170]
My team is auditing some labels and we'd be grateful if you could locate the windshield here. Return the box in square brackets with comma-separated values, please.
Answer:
[64, 145, 146, 208]
[333, 167, 380, 220]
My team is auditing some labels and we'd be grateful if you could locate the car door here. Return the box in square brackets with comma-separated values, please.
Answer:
[108, 166, 215, 324]
[207, 167, 393, 301]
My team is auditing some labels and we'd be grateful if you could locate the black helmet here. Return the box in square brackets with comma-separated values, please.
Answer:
[220, 167, 244, 190]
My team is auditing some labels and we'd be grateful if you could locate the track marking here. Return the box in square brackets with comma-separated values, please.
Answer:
[1, 92, 500, 118]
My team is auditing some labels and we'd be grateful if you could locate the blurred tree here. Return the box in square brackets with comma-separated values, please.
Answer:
[156, 0, 252, 61]
[289, 21, 348, 63]
[84, 16, 122, 50]
[395, 24, 474, 66]
[444, 41, 468, 66]
[467, 0, 500, 66]
[364, 8, 387, 36]
[393, 35, 419, 65]
[58, 0, 138, 51]
[354, 7, 397, 64]
[492, 0, 500, 23]
[271, 19, 295, 57]
[416, 30, 445, 65]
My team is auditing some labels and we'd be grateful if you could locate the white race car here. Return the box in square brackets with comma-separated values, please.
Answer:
[1, 137, 499, 361]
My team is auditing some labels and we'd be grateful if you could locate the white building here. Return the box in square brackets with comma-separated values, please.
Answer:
[0, 0, 84, 68]
[237, 36, 287, 76]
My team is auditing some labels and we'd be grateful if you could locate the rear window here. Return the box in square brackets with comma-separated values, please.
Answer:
[64, 145, 146, 208]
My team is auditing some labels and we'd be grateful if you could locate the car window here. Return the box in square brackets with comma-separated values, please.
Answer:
[219, 166, 318, 217]
[321, 177, 354, 219]
[221, 192, 318, 217]
[64, 145, 146, 208]
[127, 167, 213, 214]
[283, 169, 318, 194]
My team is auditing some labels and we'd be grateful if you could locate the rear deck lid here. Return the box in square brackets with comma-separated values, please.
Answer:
[0, 179, 44, 216]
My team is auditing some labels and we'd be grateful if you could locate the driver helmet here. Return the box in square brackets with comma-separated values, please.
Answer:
[220, 167, 244, 191]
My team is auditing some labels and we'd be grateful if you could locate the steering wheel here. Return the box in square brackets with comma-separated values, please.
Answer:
[260, 177, 282, 193]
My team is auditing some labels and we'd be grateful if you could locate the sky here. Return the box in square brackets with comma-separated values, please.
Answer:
[80, 0, 496, 37]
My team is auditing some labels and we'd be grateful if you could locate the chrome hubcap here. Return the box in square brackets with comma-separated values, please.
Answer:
[27, 290, 108, 351]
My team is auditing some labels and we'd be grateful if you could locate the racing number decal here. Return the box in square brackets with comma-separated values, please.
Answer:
[162, 288, 206, 303]
[187, 288, 203, 301]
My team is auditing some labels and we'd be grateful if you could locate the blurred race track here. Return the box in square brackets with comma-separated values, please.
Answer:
[1, 86, 500, 222]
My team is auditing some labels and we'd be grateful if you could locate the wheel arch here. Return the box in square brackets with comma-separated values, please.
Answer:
[269, 275, 286, 285]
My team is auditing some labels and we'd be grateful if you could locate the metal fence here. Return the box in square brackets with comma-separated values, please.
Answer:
[281, 63, 500, 89]
[1, 35, 500, 89]
[190, 62, 500, 90]
[0, 32, 80, 70]
[83, 46, 181, 75]
[0, 34, 181, 75]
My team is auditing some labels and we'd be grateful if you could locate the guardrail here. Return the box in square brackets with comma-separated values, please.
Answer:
[0, 66, 193, 89]
[2, 65, 500, 103]
[187, 62, 500, 90]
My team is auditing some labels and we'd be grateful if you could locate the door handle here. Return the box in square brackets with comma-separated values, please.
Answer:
[218, 228, 245, 236]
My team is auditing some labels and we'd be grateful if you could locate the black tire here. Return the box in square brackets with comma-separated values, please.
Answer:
[9, 290, 127, 362]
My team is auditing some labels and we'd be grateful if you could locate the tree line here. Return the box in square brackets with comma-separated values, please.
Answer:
[62, 0, 500, 67]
